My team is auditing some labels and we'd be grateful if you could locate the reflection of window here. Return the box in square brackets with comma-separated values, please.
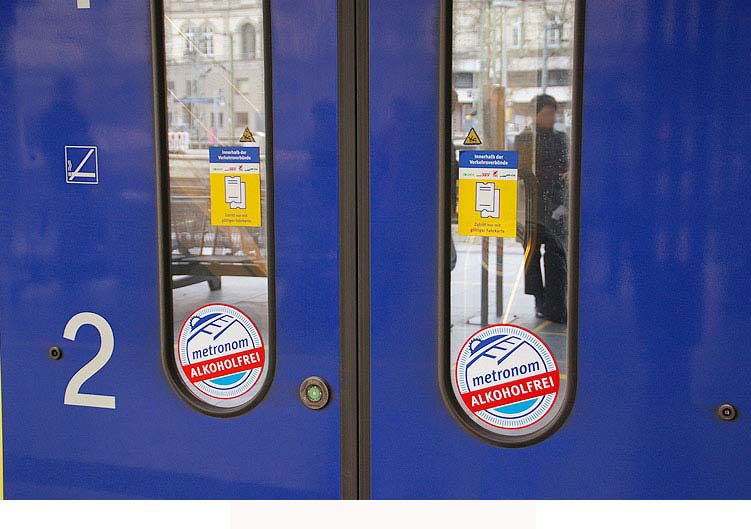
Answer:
[241, 23, 256, 59]
[182, 107, 192, 127]
[210, 112, 224, 128]
[546, 16, 562, 48]
[236, 78, 250, 94]
[509, 17, 522, 48]
[455, 102, 473, 130]
[185, 79, 197, 97]
[454, 72, 473, 88]
[546, 69, 571, 87]
[184, 26, 197, 56]
[508, 70, 536, 87]
[235, 112, 249, 127]
[201, 24, 214, 56]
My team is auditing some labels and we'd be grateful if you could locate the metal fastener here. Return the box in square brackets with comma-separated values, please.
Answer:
[717, 403, 738, 421]
[48, 346, 63, 361]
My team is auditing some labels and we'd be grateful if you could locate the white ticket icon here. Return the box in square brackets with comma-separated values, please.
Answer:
[224, 176, 246, 209]
[475, 182, 500, 218]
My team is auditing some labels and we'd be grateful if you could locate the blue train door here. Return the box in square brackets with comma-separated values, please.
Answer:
[3, 0, 751, 501]
[365, 0, 751, 499]
[0, 0, 358, 498]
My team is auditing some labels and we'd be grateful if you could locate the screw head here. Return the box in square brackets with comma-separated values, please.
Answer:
[48, 346, 63, 361]
[717, 403, 738, 421]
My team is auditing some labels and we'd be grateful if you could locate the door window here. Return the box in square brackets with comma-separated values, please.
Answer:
[160, 2, 274, 416]
[442, 0, 581, 444]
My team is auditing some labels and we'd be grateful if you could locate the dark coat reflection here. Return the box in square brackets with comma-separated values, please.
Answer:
[515, 95, 569, 323]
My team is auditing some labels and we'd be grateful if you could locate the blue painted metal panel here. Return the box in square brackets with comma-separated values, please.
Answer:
[369, 0, 751, 498]
[0, 0, 341, 498]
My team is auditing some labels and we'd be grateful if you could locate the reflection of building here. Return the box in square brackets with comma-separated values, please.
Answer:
[164, 0, 265, 148]
[453, 0, 575, 147]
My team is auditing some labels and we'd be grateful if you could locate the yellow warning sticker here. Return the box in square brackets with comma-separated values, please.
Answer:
[209, 146, 262, 227]
[457, 150, 518, 237]
[240, 127, 256, 143]
[463, 127, 483, 146]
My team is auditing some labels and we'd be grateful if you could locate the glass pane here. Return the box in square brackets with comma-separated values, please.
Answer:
[449, 0, 576, 437]
[163, 1, 271, 412]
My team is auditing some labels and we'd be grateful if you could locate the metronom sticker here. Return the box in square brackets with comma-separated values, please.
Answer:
[176, 304, 266, 409]
[454, 324, 559, 430]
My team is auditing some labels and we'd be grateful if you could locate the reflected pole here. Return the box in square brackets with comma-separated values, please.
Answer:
[495, 86, 506, 318]
[491, 0, 517, 319]
[481, 238, 489, 327]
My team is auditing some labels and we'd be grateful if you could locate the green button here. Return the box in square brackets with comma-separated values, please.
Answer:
[306, 385, 323, 402]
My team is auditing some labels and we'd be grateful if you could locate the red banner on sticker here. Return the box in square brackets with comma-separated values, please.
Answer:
[460, 371, 560, 412]
[182, 348, 264, 383]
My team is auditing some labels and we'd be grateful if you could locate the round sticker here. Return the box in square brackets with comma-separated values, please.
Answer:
[176, 304, 266, 409]
[454, 324, 559, 430]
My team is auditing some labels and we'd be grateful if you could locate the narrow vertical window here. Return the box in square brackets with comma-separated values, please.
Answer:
[183, 26, 196, 57]
[510, 17, 523, 49]
[546, 16, 562, 48]
[241, 23, 256, 60]
[441, 0, 581, 445]
[201, 24, 214, 56]
[160, 3, 274, 416]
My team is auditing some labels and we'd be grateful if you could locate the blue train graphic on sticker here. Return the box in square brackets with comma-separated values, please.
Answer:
[454, 324, 559, 430]
[176, 304, 266, 408]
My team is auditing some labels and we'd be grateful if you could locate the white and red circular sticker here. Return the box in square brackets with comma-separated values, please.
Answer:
[454, 324, 559, 430]
[176, 304, 266, 409]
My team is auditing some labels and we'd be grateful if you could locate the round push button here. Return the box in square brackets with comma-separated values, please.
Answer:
[300, 376, 330, 410]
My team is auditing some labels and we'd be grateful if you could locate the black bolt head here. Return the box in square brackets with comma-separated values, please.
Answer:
[48, 346, 63, 361]
[717, 403, 738, 421]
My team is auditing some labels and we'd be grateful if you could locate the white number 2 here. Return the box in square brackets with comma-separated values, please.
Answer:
[63, 312, 116, 409]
